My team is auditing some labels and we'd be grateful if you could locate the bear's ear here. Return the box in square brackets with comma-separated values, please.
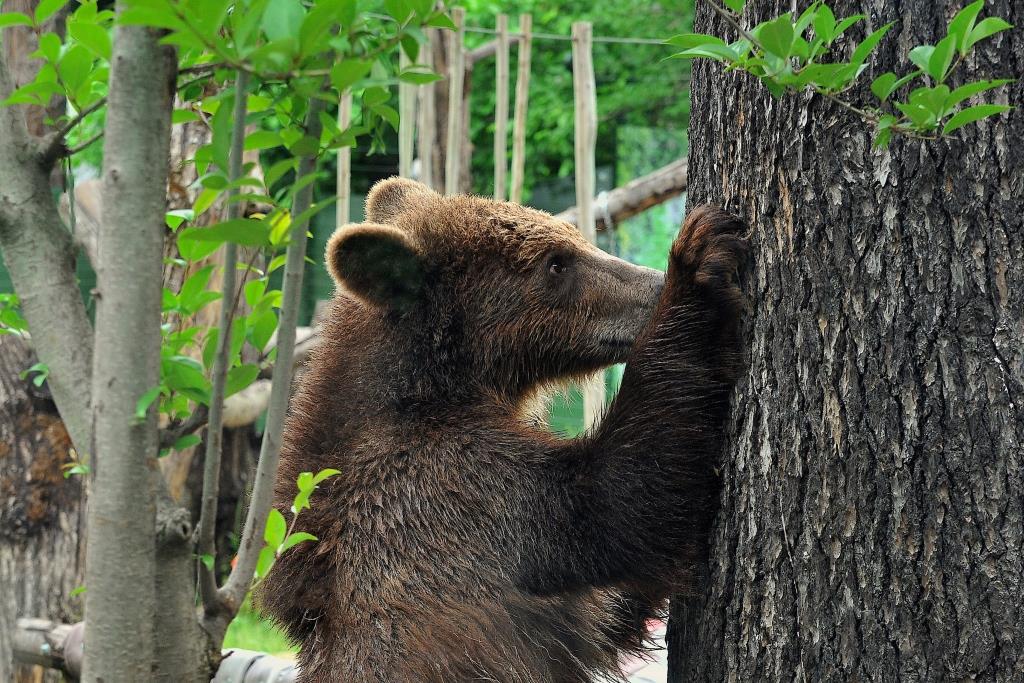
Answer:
[365, 176, 436, 224]
[326, 223, 425, 310]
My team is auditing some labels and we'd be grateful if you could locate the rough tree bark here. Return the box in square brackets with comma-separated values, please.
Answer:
[668, 1, 1022, 681]
[0, 336, 85, 683]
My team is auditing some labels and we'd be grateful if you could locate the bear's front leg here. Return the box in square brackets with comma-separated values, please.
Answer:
[521, 206, 748, 594]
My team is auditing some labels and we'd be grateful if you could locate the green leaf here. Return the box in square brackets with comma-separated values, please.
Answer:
[966, 17, 1012, 50]
[723, 0, 746, 12]
[281, 532, 318, 552]
[178, 218, 272, 247]
[946, 78, 1013, 109]
[69, 585, 87, 598]
[312, 468, 341, 485]
[202, 329, 219, 371]
[244, 129, 283, 151]
[173, 434, 202, 451]
[134, 385, 164, 421]
[172, 108, 200, 124]
[20, 362, 49, 386]
[194, 186, 221, 218]
[908, 45, 935, 74]
[870, 70, 919, 102]
[199, 554, 215, 571]
[165, 209, 194, 230]
[758, 14, 795, 58]
[255, 545, 276, 578]
[178, 265, 215, 310]
[35, 0, 69, 24]
[871, 72, 898, 101]
[0, 12, 33, 28]
[672, 44, 740, 62]
[425, 12, 456, 30]
[384, 0, 411, 23]
[895, 101, 937, 129]
[948, 0, 984, 53]
[68, 20, 111, 60]
[928, 34, 956, 82]
[941, 103, 1011, 134]
[909, 84, 951, 119]
[291, 490, 312, 514]
[248, 309, 277, 351]
[261, 0, 305, 43]
[58, 44, 94, 94]
[225, 363, 260, 397]
[812, 3, 836, 43]
[264, 508, 287, 548]
[266, 253, 288, 274]
[330, 59, 373, 92]
[794, 3, 820, 38]
[288, 134, 319, 156]
[297, 471, 314, 493]
[398, 67, 442, 85]
[831, 14, 864, 42]
[162, 355, 210, 402]
[850, 22, 893, 68]
[210, 96, 233, 173]
[244, 279, 267, 308]
[664, 33, 727, 49]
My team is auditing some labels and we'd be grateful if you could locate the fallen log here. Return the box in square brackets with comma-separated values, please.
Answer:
[556, 156, 687, 231]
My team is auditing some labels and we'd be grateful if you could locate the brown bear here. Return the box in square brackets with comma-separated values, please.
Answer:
[258, 177, 747, 682]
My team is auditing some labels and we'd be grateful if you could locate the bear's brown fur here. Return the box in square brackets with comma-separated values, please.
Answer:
[258, 178, 747, 682]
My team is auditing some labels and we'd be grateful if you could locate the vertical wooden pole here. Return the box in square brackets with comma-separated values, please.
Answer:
[336, 92, 352, 228]
[444, 7, 465, 195]
[417, 29, 436, 190]
[398, 49, 416, 178]
[493, 14, 509, 200]
[572, 21, 604, 431]
[509, 14, 532, 205]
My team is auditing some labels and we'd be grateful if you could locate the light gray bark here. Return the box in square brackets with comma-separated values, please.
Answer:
[668, 1, 1023, 681]
[0, 41, 94, 457]
[81, 12, 176, 682]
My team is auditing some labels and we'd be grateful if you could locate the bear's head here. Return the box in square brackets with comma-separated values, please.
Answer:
[326, 177, 664, 404]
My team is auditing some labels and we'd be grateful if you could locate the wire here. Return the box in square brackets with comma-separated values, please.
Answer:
[463, 25, 668, 45]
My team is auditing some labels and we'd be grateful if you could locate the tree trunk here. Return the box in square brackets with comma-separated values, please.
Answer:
[0, 336, 85, 682]
[82, 16, 176, 680]
[668, 1, 1023, 681]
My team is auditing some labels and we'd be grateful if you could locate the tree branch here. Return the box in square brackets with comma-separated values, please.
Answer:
[217, 98, 326, 613]
[0, 41, 95, 455]
[198, 69, 250, 613]
[39, 96, 107, 166]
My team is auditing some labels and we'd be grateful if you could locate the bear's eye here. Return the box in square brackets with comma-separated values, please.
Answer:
[546, 253, 573, 278]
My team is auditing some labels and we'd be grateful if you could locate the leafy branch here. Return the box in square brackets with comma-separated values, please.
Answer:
[668, 0, 1014, 147]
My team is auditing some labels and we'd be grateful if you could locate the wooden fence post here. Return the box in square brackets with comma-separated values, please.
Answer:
[398, 50, 416, 178]
[509, 14, 532, 204]
[444, 7, 466, 195]
[336, 92, 352, 228]
[494, 14, 509, 200]
[417, 29, 436, 190]
[572, 21, 604, 431]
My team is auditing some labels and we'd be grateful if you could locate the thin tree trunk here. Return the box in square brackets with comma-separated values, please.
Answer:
[82, 15, 176, 681]
[668, 1, 1023, 681]
[0, 336, 85, 682]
